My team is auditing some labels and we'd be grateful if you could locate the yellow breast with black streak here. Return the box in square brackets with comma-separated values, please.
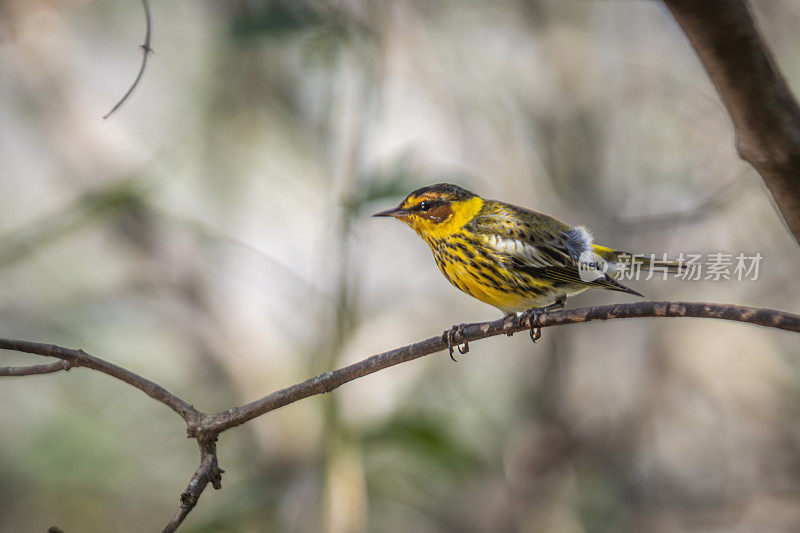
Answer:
[423, 228, 558, 313]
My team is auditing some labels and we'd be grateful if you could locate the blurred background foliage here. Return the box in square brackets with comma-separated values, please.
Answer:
[1, 0, 800, 531]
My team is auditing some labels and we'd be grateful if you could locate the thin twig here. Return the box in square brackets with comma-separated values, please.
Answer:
[162, 438, 224, 533]
[103, 0, 152, 119]
[610, 170, 750, 230]
[0, 360, 72, 376]
[0, 338, 198, 423]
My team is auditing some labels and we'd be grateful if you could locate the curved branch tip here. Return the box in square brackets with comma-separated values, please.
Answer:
[103, 0, 152, 119]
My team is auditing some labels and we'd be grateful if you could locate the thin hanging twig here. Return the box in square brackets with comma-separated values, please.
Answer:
[103, 0, 152, 119]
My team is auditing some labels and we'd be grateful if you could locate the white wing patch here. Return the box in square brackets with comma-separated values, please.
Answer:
[484, 224, 595, 268]
[484, 235, 554, 267]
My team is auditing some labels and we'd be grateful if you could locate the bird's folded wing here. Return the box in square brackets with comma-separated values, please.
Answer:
[475, 220, 636, 292]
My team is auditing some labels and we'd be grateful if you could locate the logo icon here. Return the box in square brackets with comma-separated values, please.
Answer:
[578, 251, 609, 282]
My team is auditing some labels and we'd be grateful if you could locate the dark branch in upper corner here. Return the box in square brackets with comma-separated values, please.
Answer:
[103, 0, 152, 119]
[663, 0, 800, 244]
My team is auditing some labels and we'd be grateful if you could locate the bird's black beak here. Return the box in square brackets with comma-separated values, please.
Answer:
[372, 206, 408, 218]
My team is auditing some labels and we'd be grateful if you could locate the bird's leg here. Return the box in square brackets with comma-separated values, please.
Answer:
[521, 295, 567, 343]
[442, 323, 470, 361]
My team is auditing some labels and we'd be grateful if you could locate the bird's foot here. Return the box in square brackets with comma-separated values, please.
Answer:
[442, 323, 470, 361]
[521, 296, 567, 343]
[521, 307, 544, 342]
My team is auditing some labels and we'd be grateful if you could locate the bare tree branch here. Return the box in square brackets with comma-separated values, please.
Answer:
[663, 0, 800, 244]
[3, 300, 798, 530]
[0, 338, 198, 423]
[195, 301, 799, 435]
[162, 437, 224, 533]
[0, 360, 72, 376]
[103, 0, 152, 119]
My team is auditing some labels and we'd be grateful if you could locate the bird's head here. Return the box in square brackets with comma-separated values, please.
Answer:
[373, 183, 484, 239]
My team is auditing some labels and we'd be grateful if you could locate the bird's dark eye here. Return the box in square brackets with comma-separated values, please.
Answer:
[418, 201, 431, 211]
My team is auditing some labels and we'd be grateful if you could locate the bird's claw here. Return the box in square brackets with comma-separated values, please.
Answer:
[521, 296, 566, 343]
[442, 323, 470, 361]
[521, 308, 544, 343]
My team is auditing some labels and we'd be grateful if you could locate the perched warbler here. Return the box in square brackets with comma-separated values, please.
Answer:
[374, 183, 672, 357]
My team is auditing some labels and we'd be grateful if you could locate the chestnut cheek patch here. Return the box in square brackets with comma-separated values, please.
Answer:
[426, 204, 452, 222]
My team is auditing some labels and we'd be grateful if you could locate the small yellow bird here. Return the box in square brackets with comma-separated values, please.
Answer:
[374, 183, 670, 357]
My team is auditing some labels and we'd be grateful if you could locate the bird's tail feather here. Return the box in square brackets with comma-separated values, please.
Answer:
[592, 245, 682, 273]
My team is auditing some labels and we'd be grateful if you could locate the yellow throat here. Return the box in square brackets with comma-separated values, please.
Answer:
[406, 196, 484, 241]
